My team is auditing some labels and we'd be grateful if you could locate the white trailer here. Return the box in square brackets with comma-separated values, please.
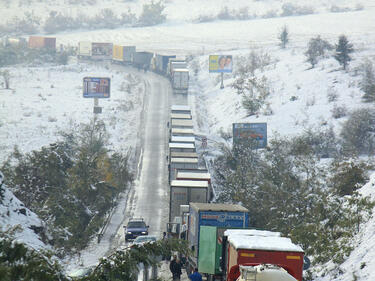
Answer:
[171, 136, 195, 144]
[172, 68, 189, 94]
[169, 143, 195, 152]
[171, 105, 191, 114]
[78, 41, 92, 58]
[171, 119, 193, 129]
[169, 157, 199, 182]
[169, 180, 209, 222]
[170, 113, 192, 120]
[171, 128, 195, 137]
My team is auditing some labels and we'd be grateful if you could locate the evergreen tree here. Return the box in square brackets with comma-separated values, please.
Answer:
[361, 59, 375, 102]
[334, 35, 354, 70]
[279, 25, 289, 49]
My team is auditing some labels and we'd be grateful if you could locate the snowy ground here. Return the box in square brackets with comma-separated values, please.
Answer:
[0, 61, 145, 161]
[1, 0, 375, 280]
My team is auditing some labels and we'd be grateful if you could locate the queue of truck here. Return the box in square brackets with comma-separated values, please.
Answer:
[166, 105, 307, 281]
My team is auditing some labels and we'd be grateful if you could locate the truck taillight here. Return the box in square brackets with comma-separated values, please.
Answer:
[240, 253, 255, 257]
[286, 255, 301, 260]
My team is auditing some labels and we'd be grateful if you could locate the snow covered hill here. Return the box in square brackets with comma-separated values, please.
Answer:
[0, 172, 48, 250]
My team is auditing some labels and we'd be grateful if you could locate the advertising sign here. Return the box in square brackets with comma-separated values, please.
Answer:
[83, 77, 110, 98]
[233, 123, 267, 148]
[209, 55, 233, 73]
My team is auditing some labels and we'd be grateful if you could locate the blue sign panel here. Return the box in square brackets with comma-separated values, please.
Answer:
[83, 77, 110, 98]
[199, 211, 248, 228]
[233, 122, 267, 148]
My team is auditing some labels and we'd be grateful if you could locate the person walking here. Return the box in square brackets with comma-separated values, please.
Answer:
[188, 268, 202, 281]
[170, 257, 182, 281]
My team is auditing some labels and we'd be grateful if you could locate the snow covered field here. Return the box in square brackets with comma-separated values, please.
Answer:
[0, 62, 145, 161]
[1, 0, 375, 280]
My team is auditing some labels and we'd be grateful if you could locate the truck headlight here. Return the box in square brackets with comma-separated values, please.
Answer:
[127, 232, 132, 234]
[141, 231, 147, 234]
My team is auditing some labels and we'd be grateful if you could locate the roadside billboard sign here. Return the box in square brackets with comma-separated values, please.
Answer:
[209, 55, 233, 73]
[83, 77, 110, 98]
[232, 123, 267, 148]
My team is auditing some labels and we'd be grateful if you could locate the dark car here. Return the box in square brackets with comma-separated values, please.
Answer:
[124, 218, 149, 241]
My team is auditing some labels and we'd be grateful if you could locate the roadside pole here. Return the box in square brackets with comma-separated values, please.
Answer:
[220, 72, 224, 89]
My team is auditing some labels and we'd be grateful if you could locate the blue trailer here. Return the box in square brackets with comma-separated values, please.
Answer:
[186, 203, 249, 274]
[154, 54, 176, 75]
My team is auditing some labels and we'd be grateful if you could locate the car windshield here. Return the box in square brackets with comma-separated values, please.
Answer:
[127, 221, 146, 228]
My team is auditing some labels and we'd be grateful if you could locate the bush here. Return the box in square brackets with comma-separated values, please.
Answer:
[232, 76, 271, 116]
[137, 1, 166, 27]
[305, 36, 333, 68]
[331, 104, 347, 119]
[44, 11, 76, 33]
[329, 160, 369, 196]
[235, 50, 272, 77]
[340, 108, 375, 155]
[281, 3, 314, 17]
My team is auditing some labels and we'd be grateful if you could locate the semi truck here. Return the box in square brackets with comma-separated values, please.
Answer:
[112, 45, 136, 64]
[78, 42, 112, 60]
[172, 68, 189, 94]
[185, 203, 249, 275]
[224, 229, 304, 281]
[28, 36, 56, 50]
[196, 228, 304, 281]
[169, 158, 199, 181]
[169, 181, 209, 222]
[153, 54, 176, 75]
[132, 51, 154, 69]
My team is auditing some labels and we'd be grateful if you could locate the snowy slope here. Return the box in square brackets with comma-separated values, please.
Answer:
[0, 173, 48, 250]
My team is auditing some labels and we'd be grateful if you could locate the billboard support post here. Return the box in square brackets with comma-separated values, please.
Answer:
[220, 73, 224, 89]
[94, 98, 99, 123]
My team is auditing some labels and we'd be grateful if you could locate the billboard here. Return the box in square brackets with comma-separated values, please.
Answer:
[233, 123, 267, 148]
[83, 77, 110, 98]
[209, 55, 233, 73]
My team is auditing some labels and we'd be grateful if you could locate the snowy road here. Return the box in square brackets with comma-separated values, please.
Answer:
[125, 71, 171, 239]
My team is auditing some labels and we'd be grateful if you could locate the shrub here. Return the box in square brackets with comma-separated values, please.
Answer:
[329, 160, 369, 196]
[235, 50, 272, 77]
[305, 36, 333, 68]
[327, 87, 338, 102]
[281, 3, 314, 17]
[340, 108, 375, 155]
[232, 76, 271, 116]
[138, 1, 166, 27]
[331, 104, 347, 119]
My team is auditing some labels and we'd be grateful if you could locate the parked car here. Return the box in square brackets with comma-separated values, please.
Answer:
[131, 235, 157, 246]
[124, 218, 149, 241]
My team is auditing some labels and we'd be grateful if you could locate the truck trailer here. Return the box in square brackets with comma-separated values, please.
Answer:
[172, 68, 189, 94]
[186, 203, 249, 275]
[169, 180, 209, 222]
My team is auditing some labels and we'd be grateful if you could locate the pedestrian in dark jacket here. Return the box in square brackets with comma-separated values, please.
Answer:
[170, 257, 182, 280]
[188, 268, 202, 281]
